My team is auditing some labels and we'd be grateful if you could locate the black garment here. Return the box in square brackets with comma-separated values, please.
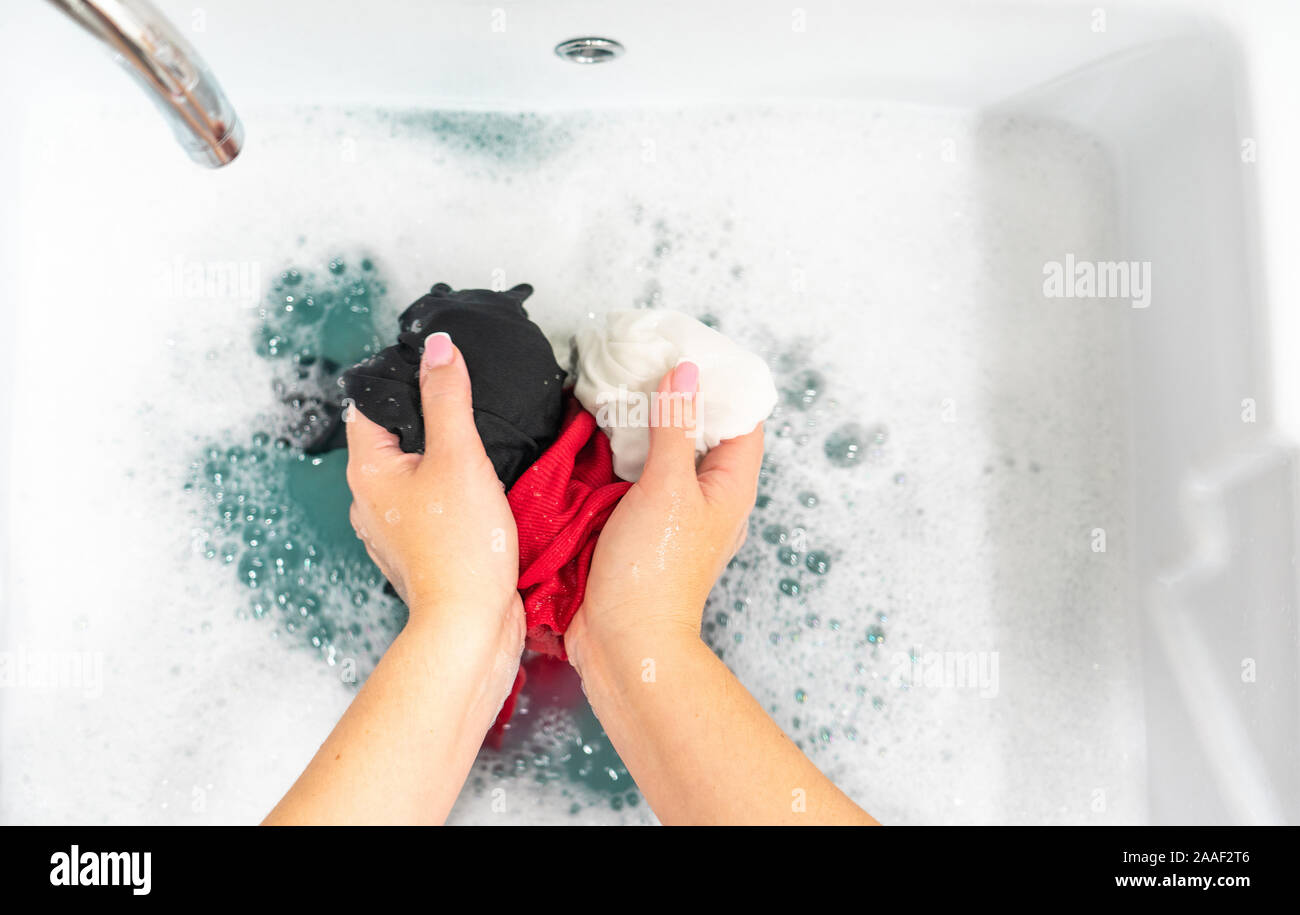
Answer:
[280, 358, 349, 455]
[338, 282, 566, 488]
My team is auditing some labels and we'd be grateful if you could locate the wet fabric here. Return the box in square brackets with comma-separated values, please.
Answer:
[510, 396, 632, 657]
[340, 283, 567, 486]
[278, 358, 350, 455]
[488, 395, 632, 744]
[573, 309, 778, 481]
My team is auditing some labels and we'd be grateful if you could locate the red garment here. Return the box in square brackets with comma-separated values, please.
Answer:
[487, 396, 632, 746]
[512, 396, 632, 656]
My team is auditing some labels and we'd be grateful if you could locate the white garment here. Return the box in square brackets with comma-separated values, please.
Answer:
[574, 309, 777, 482]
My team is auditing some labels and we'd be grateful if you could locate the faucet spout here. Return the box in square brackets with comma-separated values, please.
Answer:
[48, 0, 243, 167]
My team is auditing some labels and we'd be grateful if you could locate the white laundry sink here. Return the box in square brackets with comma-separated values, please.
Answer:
[0, 0, 1295, 825]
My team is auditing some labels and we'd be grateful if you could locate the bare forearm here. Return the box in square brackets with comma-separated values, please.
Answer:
[263, 611, 521, 825]
[568, 615, 878, 826]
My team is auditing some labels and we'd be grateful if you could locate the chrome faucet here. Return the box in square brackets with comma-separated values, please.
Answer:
[47, 0, 243, 167]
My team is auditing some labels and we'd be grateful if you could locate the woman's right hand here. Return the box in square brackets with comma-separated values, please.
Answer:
[567, 361, 765, 657]
[562, 363, 875, 825]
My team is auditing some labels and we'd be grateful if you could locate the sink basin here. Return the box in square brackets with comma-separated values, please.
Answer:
[0, 0, 1295, 825]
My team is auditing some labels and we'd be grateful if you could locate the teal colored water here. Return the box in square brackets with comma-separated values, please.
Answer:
[383, 110, 579, 165]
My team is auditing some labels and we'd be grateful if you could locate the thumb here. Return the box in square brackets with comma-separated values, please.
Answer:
[641, 360, 700, 485]
[417, 331, 484, 465]
[697, 422, 765, 509]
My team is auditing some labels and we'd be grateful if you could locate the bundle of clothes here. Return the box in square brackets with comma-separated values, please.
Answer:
[300, 281, 777, 745]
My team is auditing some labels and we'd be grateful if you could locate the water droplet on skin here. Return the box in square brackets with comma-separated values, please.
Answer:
[384, 508, 401, 525]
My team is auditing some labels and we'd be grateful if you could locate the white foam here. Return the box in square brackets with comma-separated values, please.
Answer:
[1, 100, 1142, 824]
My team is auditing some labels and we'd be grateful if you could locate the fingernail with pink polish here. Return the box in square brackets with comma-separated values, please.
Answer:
[422, 331, 453, 368]
[672, 360, 699, 393]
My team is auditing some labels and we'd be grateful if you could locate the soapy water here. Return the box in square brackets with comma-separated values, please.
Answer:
[186, 253, 902, 809]
[1, 101, 1143, 824]
[185, 244, 1058, 812]
[188, 259, 393, 678]
[187, 236, 930, 814]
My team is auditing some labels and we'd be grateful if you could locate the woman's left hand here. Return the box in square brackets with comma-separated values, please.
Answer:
[266, 331, 525, 825]
[345, 331, 524, 656]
